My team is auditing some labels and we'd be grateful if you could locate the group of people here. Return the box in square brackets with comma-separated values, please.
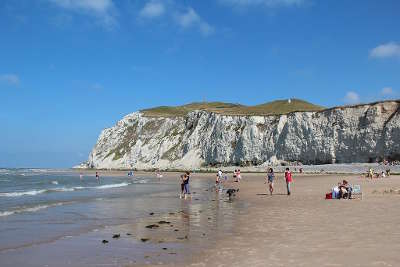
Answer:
[78, 172, 100, 182]
[367, 168, 391, 178]
[332, 180, 352, 199]
[266, 167, 293, 195]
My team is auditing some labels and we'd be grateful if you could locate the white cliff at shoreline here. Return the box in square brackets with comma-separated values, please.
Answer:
[82, 100, 400, 170]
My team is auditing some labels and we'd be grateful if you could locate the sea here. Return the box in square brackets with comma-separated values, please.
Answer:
[0, 168, 245, 266]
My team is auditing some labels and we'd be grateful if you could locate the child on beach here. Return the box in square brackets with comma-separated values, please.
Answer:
[266, 168, 275, 195]
[215, 174, 221, 192]
[284, 168, 293, 195]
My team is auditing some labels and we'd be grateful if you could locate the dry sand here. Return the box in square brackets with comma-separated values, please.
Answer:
[130, 172, 400, 267]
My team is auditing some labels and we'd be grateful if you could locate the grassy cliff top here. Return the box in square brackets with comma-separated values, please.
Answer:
[141, 99, 325, 117]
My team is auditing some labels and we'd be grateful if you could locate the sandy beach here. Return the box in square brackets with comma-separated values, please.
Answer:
[122, 172, 399, 267]
[169, 173, 400, 267]
[1, 170, 400, 267]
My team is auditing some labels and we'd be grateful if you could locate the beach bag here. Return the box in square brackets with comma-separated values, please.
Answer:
[325, 192, 332, 199]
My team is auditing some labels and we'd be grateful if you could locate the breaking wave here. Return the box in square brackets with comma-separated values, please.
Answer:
[0, 182, 132, 198]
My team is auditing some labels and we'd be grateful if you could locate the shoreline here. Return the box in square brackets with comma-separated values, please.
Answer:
[72, 162, 400, 175]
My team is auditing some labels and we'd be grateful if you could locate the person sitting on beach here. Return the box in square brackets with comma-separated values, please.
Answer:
[338, 180, 352, 199]
[386, 169, 391, 176]
[332, 183, 341, 199]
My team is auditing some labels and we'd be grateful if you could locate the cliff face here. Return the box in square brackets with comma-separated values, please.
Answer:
[85, 101, 400, 170]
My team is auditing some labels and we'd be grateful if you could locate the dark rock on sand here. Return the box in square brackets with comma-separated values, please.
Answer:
[158, 220, 171, 224]
[102, 240, 109, 244]
[126, 233, 132, 236]
[112, 234, 120, 239]
[146, 224, 159, 229]
[149, 212, 154, 215]
[174, 229, 179, 232]
[141, 238, 150, 242]
[162, 247, 168, 250]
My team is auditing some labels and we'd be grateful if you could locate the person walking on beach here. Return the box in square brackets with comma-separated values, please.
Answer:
[266, 168, 275, 195]
[183, 171, 191, 199]
[179, 174, 185, 198]
[237, 169, 242, 182]
[215, 173, 221, 192]
[218, 169, 223, 181]
[95, 172, 100, 182]
[284, 168, 293, 195]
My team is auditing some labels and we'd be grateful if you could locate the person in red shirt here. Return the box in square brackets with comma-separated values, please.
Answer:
[284, 168, 293, 195]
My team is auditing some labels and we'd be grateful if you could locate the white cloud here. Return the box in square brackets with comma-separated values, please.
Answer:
[369, 42, 400, 59]
[139, 1, 165, 19]
[175, 8, 214, 36]
[344, 91, 360, 104]
[0, 74, 20, 86]
[219, 0, 306, 8]
[48, 0, 117, 29]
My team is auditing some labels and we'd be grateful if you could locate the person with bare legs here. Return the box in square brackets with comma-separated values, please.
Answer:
[266, 168, 275, 195]
[284, 168, 293, 195]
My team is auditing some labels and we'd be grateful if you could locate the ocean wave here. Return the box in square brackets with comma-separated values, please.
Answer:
[0, 189, 47, 197]
[0, 203, 65, 217]
[94, 182, 130, 189]
[51, 181, 59, 185]
[134, 179, 148, 184]
[0, 183, 131, 197]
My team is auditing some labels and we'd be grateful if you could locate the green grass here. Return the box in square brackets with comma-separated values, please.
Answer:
[141, 99, 324, 117]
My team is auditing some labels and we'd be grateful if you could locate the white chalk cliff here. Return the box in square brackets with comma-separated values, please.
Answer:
[84, 100, 400, 170]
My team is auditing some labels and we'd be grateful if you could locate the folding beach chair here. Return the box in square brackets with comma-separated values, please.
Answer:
[351, 184, 362, 200]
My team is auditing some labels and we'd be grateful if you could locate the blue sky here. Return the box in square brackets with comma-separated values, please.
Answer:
[0, 0, 399, 168]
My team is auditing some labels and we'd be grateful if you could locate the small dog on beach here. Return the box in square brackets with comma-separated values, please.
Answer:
[226, 188, 239, 199]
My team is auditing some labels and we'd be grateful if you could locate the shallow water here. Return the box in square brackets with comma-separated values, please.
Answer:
[0, 169, 246, 266]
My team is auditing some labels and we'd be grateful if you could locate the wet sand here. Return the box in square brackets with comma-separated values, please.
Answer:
[137, 172, 400, 267]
